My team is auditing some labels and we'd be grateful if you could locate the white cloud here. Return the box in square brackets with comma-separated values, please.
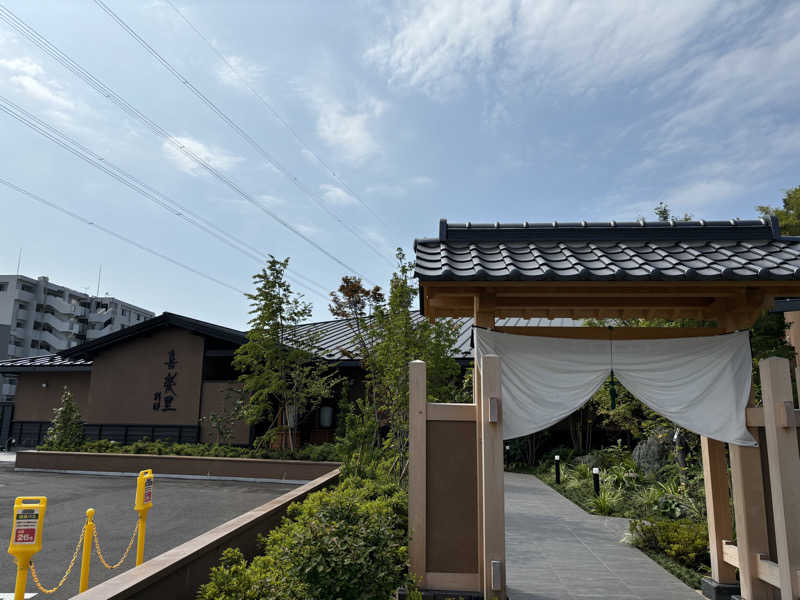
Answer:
[307, 89, 386, 165]
[659, 180, 743, 213]
[366, 0, 748, 97]
[320, 184, 357, 206]
[367, 0, 514, 97]
[366, 183, 406, 197]
[9, 75, 75, 111]
[295, 223, 319, 237]
[216, 55, 265, 89]
[258, 194, 285, 206]
[0, 57, 44, 77]
[162, 135, 243, 175]
[1, 57, 77, 114]
[410, 175, 434, 185]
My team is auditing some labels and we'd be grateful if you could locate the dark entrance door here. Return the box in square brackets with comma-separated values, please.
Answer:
[0, 401, 13, 448]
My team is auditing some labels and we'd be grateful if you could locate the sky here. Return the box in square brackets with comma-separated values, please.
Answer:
[1, 1, 799, 330]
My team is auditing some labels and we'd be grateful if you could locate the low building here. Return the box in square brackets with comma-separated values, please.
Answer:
[0, 310, 577, 447]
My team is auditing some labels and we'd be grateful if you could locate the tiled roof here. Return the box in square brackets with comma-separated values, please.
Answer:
[60, 312, 246, 358]
[415, 217, 800, 281]
[0, 312, 581, 372]
[0, 354, 93, 372]
[293, 311, 581, 361]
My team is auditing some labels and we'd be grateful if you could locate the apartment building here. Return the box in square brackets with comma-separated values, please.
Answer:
[0, 274, 154, 403]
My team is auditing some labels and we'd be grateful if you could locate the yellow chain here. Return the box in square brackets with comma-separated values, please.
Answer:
[93, 521, 138, 570]
[29, 521, 86, 594]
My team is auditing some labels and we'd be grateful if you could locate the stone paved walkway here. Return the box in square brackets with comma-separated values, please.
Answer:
[505, 472, 701, 600]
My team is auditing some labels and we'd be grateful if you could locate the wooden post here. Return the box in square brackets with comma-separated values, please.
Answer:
[480, 354, 505, 598]
[408, 360, 427, 587]
[759, 357, 800, 600]
[473, 294, 494, 586]
[729, 436, 771, 599]
[701, 436, 737, 585]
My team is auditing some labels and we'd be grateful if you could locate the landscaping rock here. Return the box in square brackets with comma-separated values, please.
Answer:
[632, 429, 673, 476]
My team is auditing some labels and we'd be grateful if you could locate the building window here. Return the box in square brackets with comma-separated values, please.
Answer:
[137, 314, 141, 321]
[30, 340, 38, 349]
[122, 309, 127, 316]
[20, 283, 34, 293]
[15, 321, 24, 329]
[0, 282, 7, 292]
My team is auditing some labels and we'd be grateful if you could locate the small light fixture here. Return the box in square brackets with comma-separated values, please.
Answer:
[41, 382, 48, 389]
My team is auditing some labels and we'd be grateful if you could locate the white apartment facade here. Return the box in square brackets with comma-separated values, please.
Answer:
[0, 274, 154, 402]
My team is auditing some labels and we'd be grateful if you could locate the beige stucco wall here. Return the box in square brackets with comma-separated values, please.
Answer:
[199, 381, 250, 444]
[87, 327, 204, 424]
[13, 371, 91, 421]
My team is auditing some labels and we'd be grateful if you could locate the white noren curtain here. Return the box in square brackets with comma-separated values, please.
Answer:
[474, 329, 755, 446]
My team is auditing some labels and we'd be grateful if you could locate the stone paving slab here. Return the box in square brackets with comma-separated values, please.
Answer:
[505, 472, 701, 600]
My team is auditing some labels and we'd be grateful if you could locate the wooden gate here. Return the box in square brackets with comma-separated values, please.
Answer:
[408, 356, 506, 599]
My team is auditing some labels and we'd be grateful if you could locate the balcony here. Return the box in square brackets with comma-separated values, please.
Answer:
[41, 312, 80, 334]
[44, 295, 79, 316]
[15, 288, 34, 302]
[88, 310, 112, 323]
[16, 309, 29, 321]
[33, 329, 69, 352]
[86, 324, 114, 340]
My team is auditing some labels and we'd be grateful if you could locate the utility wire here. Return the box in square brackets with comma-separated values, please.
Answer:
[0, 3, 377, 285]
[0, 176, 245, 294]
[162, 0, 390, 230]
[0, 95, 329, 300]
[93, 0, 393, 266]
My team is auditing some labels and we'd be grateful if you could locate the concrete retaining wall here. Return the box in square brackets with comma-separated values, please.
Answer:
[15, 450, 339, 483]
[71, 467, 341, 600]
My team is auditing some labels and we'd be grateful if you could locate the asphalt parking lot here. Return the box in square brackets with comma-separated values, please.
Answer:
[0, 464, 297, 599]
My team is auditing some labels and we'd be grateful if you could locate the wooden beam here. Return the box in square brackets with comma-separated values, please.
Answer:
[701, 436, 738, 584]
[422, 280, 800, 292]
[747, 406, 800, 428]
[730, 428, 772, 599]
[479, 354, 505, 598]
[408, 360, 427, 585]
[427, 403, 476, 422]
[722, 543, 800, 591]
[759, 357, 800, 600]
[494, 326, 725, 339]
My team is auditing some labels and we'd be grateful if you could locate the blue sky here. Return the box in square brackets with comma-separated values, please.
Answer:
[1, 1, 799, 329]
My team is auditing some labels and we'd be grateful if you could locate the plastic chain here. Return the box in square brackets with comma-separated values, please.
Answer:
[29, 521, 87, 594]
[93, 521, 138, 570]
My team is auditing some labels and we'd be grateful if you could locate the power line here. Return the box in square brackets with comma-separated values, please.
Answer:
[0, 3, 377, 285]
[162, 0, 390, 230]
[93, 0, 393, 267]
[0, 95, 330, 300]
[0, 176, 246, 294]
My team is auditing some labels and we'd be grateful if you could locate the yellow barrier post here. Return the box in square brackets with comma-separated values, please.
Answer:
[79, 508, 95, 593]
[134, 469, 153, 566]
[7, 496, 47, 600]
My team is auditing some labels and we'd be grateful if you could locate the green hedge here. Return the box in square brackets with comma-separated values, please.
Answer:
[198, 477, 408, 600]
[43, 439, 341, 462]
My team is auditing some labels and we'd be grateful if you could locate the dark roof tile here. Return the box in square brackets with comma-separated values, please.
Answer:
[416, 218, 800, 282]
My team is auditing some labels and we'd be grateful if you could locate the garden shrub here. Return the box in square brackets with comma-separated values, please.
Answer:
[198, 477, 408, 600]
[590, 486, 623, 515]
[629, 519, 709, 572]
[54, 439, 342, 462]
[40, 387, 84, 451]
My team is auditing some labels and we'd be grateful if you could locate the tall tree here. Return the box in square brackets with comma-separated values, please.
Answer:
[333, 250, 462, 484]
[757, 185, 800, 235]
[234, 257, 342, 450]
